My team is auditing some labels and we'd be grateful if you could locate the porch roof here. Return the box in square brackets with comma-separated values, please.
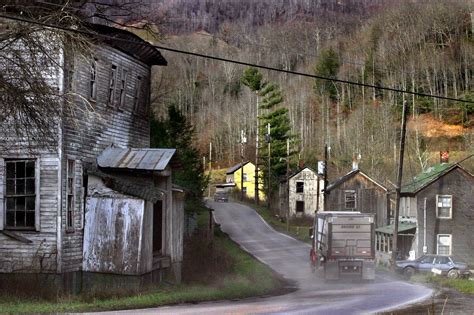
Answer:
[98, 146, 176, 172]
[375, 222, 416, 235]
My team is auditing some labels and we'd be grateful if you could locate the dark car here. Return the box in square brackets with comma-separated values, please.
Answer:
[213, 191, 229, 202]
[396, 254, 471, 279]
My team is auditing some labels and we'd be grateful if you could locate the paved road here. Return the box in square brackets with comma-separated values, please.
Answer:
[110, 201, 434, 314]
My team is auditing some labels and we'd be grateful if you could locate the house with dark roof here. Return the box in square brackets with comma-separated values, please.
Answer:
[225, 161, 264, 201]
[0, 22, 184, 292]
[279, 167, 324, 218]
[325, 169, 389, 228]
[398, 163, 474, 264]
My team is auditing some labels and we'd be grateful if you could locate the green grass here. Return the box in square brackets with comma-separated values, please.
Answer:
[408, 274, 474, 295]
[0, 213, 283, 314]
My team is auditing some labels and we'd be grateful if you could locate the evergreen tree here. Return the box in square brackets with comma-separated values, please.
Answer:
[242, 67, 296, 200]
[313, 48, 340, 101]
[151, 105, 208, 213]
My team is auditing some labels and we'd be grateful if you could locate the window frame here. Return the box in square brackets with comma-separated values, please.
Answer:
[89, 58, 98, 100]
[66, 159, 76, 232]
[1, 158, 40, 231]
[436, 195, 452, 219]
[118, 68, 128, 109]
[344, 190, 357, 210]
[133, 75, 143, 113]
[436, 234, 452, 256]
[108, 64, 118, 106]
[296, 181, 304, 193]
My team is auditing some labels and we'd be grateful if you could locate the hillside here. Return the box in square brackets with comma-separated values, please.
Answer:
[148, 0, 474, 183]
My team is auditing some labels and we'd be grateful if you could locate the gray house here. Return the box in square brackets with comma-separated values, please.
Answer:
[326, 169, 389, 227]
[398, 163, 474, 264]
[0, 23, 184, 291]
[279, 167, 324, 218]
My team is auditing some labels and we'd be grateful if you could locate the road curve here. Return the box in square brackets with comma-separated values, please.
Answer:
[103, 201, 434, 315]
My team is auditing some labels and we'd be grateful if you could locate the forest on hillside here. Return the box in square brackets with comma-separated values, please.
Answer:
[148, 0, 474, 184]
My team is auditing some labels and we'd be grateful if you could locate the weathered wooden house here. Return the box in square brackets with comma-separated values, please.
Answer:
[0, 23, 185, 291]
[325, 169, 389, 227]
[226, 161, 264, 200]
[397, 163, 474, 264]
[279, 167, 324, 218]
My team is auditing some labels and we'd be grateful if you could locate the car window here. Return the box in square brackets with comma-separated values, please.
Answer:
[419, 256, 434, 264]
[434, 256, 450, 264]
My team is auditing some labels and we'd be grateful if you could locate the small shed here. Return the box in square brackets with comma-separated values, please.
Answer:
[82, 147, 184, 283]
[325, 169, 389, 227]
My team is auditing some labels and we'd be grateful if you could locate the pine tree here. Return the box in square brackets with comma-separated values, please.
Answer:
[313, 47, 340, 101]
[151, 105, 208, 213]
[242, 67, 296, 201]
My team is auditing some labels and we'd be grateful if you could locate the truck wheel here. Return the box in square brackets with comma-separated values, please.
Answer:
[447, 269, 459, 279]
[403, 266, 415, 278]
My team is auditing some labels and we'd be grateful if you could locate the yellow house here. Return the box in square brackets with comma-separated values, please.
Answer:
[226, 161, 265, 200]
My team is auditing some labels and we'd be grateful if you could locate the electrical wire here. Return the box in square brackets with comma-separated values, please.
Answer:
[1, 13, 474, 104]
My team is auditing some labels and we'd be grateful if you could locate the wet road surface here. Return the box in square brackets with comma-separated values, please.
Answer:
[104, 201, 434, 314]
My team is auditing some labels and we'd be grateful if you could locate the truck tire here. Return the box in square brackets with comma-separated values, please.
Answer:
[403, 266, 415, 278]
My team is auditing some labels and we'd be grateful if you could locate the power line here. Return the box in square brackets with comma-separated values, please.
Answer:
[1, 13, 474, 104]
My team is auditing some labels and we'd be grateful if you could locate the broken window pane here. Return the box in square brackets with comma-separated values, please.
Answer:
[26, 161, 35, 177]
[16, 161, 25, 178]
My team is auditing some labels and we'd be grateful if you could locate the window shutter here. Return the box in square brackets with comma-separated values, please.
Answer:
[0, 158, 4, 230]
[35, 158, 41, 231]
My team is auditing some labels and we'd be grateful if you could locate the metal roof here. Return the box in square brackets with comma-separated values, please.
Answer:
[375, 222, 416, 235]
[401, 163, 455, 194]
[97, 147, 176, 171]
[326, 169, 387, 192]
[226, 161, 251, 174]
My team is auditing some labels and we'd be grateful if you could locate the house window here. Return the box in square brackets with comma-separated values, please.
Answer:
[436, 195, 452, 219]
[345, 190, 356, 210]
[296, 182, 304, 193]
[89, 58, 97, 100]
[437, 234, 452, 255]
[296, 200, 304, 213]
[119, 69, 128, 108]
[243, 172, 248, 182]
[66, 160, 75, 231]
[108, 64, 117, 105]
[133, 75, 142, 112]
[5, 160, 36, 229]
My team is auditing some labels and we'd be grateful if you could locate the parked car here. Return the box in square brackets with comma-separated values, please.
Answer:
[396, 254, 471, 279]
[214, 191, 229, 202]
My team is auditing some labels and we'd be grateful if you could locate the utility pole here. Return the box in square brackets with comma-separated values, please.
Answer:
[208, 142, 212, 198]
[323, 143, 329, 212]
[286, 138, 290, 232]
[391, 100, 408, 265]
[255, 93, 259, 204]
[266, 123, 271, 210]
[240, 130, 247, 201]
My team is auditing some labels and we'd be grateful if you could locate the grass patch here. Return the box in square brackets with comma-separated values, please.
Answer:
[0, 211, 284, 314]
[407, 274, 474, 295]
[425, 275, 474, 295]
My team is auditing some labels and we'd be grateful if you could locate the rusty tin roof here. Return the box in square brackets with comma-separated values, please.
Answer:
[97, 146, 176, 171]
